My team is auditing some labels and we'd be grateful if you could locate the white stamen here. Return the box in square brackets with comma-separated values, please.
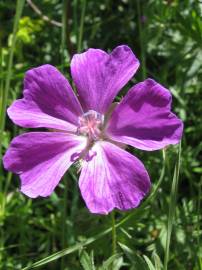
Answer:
[77, 110, 104, 141]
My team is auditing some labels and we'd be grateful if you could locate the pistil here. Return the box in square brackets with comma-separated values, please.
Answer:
[77, 110, 104, 141]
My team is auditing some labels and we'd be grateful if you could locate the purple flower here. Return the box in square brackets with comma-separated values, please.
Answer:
[3, 45, 183, 215]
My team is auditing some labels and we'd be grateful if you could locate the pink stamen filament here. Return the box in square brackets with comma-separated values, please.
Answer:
[77, 110, 104, 141]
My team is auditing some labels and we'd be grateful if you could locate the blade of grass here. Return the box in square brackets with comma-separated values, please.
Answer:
[61, 0, 73, 69]
[60, 177, 68, 270]
[111, 210, 117, 255]
[137, 0, 146, 80]
[0, 0, 25, 263]
[68, 170, 80, 245]
[22, 228, 111, 270]
[197, 176, 202, 270]
[0, 0, 25, 162]
[77, 0, 86, 52]
[61, 0, 67, 72]
[73, 0, 78, 45]
[0, 42, 4, 178]
[164, 142, 182, 270]
[0, 39, 3, 136]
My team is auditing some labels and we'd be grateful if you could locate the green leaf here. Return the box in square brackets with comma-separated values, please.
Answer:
[119, 242, 149, 270]
[152, 252, 163, 270]
[164, 142, 182, 270]
[143, 255, 156, 270]
[102, 253, 123, 270]
[80, 250, 95, 270]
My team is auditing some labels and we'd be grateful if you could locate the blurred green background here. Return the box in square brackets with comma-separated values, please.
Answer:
[0, 0, 201, 269]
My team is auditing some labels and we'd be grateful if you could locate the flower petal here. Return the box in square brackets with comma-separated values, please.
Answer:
[8, 65, 83, 132]
[79, 141, 150, 214]
[71, 45, 139, 114]
[3, 132, 87, 198]
[106, 79, 183, 151]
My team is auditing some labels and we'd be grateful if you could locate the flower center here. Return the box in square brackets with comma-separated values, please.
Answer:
[77, 110, 104, 141]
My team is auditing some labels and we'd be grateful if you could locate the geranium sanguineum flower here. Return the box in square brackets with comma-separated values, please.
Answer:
[3, 45, 183, 214]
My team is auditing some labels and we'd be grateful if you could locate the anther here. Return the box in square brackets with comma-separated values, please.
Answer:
[77, 110, 104, 141]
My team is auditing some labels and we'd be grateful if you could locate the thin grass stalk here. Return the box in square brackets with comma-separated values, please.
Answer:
[77, 0, 86, 52]
[111, 211, 117, 255]
[69, 171, 79, 245]
[61, 177, 68, 270]
[0, 39, 3, 134]
[0, 0, 25, 262]
[73, 0, 78, 45]
[137, 0, 146, 80]
[197, 176, 202, 270]
[164, 142, 182, 270]
[0, 125, 17, 262]
[0, 43, 4, 179]
[61, 0, 67, 72]
[0, 0, 25, 161]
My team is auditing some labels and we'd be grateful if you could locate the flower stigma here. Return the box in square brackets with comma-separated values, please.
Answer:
[77, 110, 104, 142]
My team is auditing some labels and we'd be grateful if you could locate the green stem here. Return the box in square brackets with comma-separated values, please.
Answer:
[73, 0, 78, 45]
[0, 0, 25, 161]
[164, 142, 182, 270]
[0, 0, 24, 261]
[0, 44, 4, 178]
[77, 0, 86, 52]
[61, 0, 67, 71]
[137, 0, 146, 80]
[197, 176, 202, 270]
[69, 171, 79, 245]
[61, 177, 68, 270]
[0, 38, 3, 128]
[111, 211, 117, 255]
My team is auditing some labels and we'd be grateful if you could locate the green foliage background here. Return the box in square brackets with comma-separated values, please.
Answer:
[0, 0, 201, 269]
